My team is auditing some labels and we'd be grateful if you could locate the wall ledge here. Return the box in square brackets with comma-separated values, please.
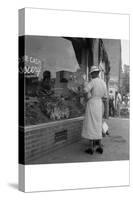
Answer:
[19, 116, 84, 132]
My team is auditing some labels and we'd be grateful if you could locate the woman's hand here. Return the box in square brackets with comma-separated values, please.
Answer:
[82, 74, 87, 81]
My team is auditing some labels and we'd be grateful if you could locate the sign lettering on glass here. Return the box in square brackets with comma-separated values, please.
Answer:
[19, 55, 42, 78]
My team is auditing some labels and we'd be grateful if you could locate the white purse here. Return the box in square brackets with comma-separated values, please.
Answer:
[102, 121, 109, 136]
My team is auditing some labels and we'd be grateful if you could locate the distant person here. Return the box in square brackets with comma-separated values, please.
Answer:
[116, 91, 122, 116]
[127, 95, 130, 107]
[38, 71, 53, 97]
[82, 66, 107, 154]
[109, 91, 115, 117]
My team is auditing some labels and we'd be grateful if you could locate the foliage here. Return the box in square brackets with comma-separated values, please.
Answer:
[25, 68, 88, 125]
[24, 100, 49, 125]
[39, 95, 70, 120]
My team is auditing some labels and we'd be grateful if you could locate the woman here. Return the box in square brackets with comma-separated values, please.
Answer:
[82, 65, 107, 154]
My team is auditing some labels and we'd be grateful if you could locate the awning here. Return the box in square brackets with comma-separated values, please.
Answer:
[25, 36, 80, 79]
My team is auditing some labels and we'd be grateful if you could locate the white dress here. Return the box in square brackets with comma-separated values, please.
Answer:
[82, 77, 107, 140]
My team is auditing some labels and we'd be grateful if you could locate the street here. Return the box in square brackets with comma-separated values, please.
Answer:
[31, 117, 129, 164]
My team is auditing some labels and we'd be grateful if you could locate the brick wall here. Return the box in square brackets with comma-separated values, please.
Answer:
[25, 117, 84, 164]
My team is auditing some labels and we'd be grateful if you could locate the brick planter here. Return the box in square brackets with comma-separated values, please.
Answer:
[24, 117, 84, 164]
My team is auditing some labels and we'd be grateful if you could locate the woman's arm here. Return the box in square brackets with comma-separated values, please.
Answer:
[82, 74, 93, 99]
[84, 81, 93, 101]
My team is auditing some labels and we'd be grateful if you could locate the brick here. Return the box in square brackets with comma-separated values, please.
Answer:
[24, 118, 83, 161]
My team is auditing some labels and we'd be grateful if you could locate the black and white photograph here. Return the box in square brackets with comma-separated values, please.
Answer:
[19, 35, 129, 165]
[0, 0, 132, 198]
[17, 7, 130, 193]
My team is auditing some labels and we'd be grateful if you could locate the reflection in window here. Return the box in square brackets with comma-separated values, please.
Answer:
[22, 36, 88, 125]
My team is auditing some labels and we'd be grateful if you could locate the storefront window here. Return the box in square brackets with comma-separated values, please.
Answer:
[20, 36, 88, 125]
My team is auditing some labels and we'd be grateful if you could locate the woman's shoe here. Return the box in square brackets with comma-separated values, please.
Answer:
[96, 147, 103, 154]
[85, 148, 94, 155]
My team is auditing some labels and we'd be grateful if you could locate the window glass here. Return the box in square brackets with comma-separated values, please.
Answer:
[21, 36, 87, 125]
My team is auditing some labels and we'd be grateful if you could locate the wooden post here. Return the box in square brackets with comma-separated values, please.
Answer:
[106, 74, 110, 119]
[86, 49, 89, 81]
[93, 39, 99, 66]
[118, 40, 122, 92]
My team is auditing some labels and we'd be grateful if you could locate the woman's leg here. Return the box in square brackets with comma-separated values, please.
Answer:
[93, 140, 99, 146]
[85, 140, 94, 154]
[96, 140, 103, 154]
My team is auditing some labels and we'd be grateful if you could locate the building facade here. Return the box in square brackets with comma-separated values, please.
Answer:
[19, 36, 114, 163]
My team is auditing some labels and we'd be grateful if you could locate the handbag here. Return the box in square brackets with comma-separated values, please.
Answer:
[102, 121, 109, 137]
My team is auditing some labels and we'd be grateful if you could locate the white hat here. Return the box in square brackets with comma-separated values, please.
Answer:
[89, 65, 100, 74]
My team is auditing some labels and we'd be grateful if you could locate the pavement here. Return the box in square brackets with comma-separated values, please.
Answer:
[31, 117, 129, 164]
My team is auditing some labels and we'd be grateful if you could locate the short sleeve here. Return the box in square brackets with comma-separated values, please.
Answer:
[84, 80, 93, 93]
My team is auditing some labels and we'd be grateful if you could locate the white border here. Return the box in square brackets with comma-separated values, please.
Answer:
[19, 8, 130, 192]
[21, 7, 129, 40]
[24, 161, 129, 192]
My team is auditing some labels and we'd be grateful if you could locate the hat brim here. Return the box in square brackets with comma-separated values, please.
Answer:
[89, 69, 100, 74]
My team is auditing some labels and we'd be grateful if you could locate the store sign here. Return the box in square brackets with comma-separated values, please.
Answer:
[19, 55, 42, 78]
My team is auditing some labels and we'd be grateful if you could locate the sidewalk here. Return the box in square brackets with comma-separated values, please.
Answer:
[31, 117, 129, 164]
